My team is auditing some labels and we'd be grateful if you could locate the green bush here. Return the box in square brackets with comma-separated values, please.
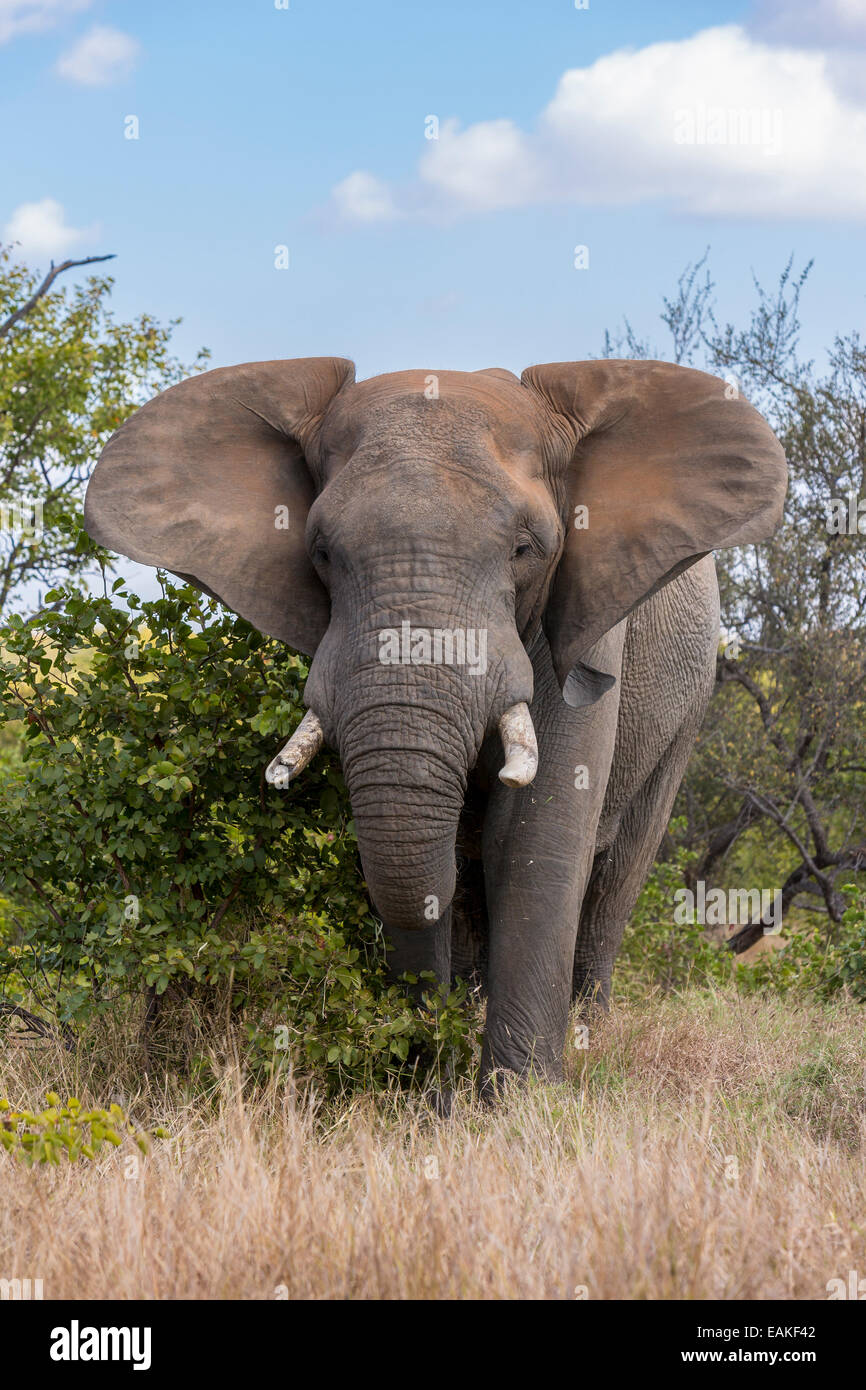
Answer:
[0, 577, 478, 1092]
[615, 836, 728, 996]
[746, 886, 866, 1001]
[619, 830, 866, 1002]
[832, 887, 866, 1000]
[0, 1093, 162, 1165]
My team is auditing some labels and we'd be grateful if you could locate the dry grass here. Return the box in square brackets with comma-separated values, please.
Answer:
[2, 987, 865, 1299]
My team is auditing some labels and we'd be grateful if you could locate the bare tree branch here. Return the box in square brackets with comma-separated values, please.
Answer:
[0, 254, 116, 340]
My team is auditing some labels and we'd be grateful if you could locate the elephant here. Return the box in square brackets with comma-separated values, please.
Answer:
[84, 357, 786, 1096]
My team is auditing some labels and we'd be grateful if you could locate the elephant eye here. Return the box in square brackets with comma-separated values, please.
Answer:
[513, 542, 532, 558]
[312, 543, 329, 565]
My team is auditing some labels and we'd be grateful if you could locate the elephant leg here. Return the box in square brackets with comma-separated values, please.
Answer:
[481, 850, 594, 1097]
[573, 724, 698, 1012]
[479, 628, 624, 1099]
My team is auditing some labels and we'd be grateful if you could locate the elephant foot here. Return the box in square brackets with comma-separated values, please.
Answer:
[477, 1054, 563, 1105]
[571, 966, 613, 1016]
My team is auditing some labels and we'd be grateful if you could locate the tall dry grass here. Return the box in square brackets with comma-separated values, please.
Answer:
[1, 988, 864, 1299]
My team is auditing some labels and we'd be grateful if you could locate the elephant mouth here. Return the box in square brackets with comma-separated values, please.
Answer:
[265, 702, 538, 790]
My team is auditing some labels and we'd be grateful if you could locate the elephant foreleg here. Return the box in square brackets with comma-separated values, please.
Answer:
[479, 628, 624, 1098]
[481, 850, 594, 1096]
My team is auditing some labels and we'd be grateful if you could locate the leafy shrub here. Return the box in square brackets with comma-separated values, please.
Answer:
[240, 916, 478, 1093]
[0, 577, 478, 1092]
[615, 836, 728, 996]
[0, 1093, 161, 1165]
[831, 886, 866, 1000]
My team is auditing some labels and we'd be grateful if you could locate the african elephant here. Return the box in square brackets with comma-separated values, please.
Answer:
[84, 358, 786, 1095]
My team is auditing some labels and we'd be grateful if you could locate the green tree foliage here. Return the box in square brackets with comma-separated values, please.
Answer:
[0, 244, 208, 613]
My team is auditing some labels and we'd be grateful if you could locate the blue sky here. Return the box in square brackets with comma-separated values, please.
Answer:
[2, 0, 865, 383]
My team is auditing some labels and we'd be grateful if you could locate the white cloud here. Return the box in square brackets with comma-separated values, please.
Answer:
[0, 0, 91, 46]
[331, 171, 398, 223]
[56, 23, 139, 85]
[536, 25, 866, 218]
[750, 0, 866, 47]
[418, 118, 543, 211]
[3, 198, 98, 259]
[330, 24, 866, 223]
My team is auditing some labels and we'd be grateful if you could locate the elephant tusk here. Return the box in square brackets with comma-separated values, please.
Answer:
[265, 709, 324, 788]
[498, 702, 538, 788]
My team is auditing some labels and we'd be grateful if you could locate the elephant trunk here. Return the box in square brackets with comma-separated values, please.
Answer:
[338, 701, 471, 933]
[301, 584, 537, 934]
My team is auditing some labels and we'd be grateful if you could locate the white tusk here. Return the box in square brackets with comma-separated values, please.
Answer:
[498, 702, 538, 788]
[265, 709, 324, 788]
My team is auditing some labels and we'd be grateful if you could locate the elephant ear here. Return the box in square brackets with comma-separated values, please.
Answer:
[521, 360, 787, 707]
[84, 357, 355, 655]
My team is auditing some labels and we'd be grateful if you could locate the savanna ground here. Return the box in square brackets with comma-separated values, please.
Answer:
[2, 986, 864, 1301]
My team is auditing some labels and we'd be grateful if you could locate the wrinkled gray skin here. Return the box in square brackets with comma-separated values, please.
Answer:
[84, 358, 787, 1098]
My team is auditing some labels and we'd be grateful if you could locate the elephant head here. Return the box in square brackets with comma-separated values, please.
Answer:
[84, 357, 786, 934]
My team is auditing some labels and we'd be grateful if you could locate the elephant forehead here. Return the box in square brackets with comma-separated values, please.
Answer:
[319, 370, 549, 462]
[313, 455, 527, 553]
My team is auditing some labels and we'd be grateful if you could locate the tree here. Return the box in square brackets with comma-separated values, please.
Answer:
[0, 244, 208, 615]
[607, 255, 866, 944]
